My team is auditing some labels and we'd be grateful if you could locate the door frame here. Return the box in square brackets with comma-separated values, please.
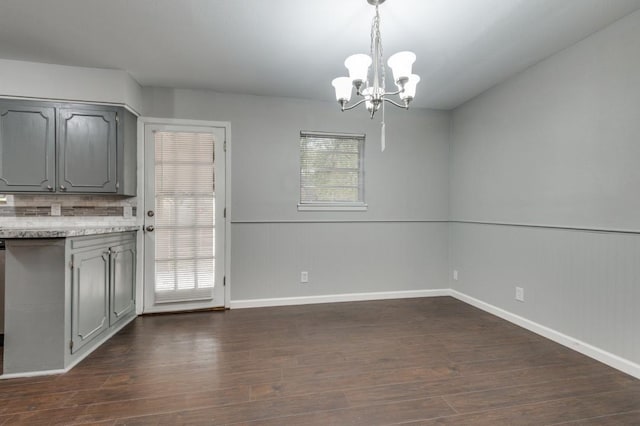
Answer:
[135, 117, 231, 313]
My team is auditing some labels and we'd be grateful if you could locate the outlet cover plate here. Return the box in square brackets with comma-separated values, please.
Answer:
[515, 286, 524, 302]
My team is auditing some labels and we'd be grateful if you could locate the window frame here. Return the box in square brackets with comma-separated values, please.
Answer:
[298, 130, 367, 211]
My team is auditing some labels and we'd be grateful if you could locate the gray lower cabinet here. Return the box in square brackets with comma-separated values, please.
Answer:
[110, 241, 136, 327]
[3, 232, 137, 375]
[71, 246, 110, 353]
[69, 233, 136, 354]
[0, 100, 136, 195]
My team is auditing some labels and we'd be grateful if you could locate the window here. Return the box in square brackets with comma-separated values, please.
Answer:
[299, 131, 366, 211]
[153, 130, 216, 303]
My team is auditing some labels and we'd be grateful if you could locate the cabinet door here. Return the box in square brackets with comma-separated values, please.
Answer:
[71, 247, 110, 353]
[58, 108, 117, 193]
[0, 102, 55, 192]
[110, 241, 136, 327]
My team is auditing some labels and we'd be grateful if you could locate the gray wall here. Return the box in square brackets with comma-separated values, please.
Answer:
[143, 88, 451, 300]
[450, 10, 640, 364]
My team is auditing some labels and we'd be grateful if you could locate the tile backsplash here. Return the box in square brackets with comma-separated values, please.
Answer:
[0, 194, 138, 228]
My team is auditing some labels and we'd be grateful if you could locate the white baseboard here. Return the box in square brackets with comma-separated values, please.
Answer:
[230, 289, 449, 309]
[0, 368, 67, 380]
[449, 290, 640, 380]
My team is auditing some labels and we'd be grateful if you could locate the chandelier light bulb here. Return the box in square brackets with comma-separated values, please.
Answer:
[332, 77, 353, 102]
[387, 51, 416, 85]
[400, 74, 421, 101]
[344, 54, 372, 88]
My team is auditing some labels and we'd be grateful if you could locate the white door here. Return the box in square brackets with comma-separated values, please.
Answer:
[143, 122, 226, 313]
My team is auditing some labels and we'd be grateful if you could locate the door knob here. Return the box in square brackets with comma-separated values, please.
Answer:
[145, 225, 154, 232]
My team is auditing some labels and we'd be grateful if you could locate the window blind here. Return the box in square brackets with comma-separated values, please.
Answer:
[154, 131, 216, 304]
[299, 131, 365, 205]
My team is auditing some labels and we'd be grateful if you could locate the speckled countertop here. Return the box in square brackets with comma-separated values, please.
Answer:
[0, 225, 140, 239]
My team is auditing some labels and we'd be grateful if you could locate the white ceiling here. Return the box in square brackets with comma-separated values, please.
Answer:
[1, 0, 639, 110]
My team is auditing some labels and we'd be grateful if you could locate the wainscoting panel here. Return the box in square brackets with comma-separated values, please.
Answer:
[450, 222, 640, 367]
[230, 221, 449, 301]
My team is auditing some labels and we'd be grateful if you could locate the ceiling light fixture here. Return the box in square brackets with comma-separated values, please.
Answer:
[331, 0, 420, 120]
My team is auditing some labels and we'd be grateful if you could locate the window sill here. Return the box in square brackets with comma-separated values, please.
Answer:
[297, 204, 368, 212]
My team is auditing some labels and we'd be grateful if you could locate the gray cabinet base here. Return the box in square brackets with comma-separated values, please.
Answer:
[1, 233, 136, 377]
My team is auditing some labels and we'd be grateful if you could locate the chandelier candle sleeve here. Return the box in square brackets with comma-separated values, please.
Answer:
[331, 0, 419, 120]
[388, 51, 416, 86]
[345, 54, 372, 91]
[400, 75, 420, 101]
[332, 77, 353, 103]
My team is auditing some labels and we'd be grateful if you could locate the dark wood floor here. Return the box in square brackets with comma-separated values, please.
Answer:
[0, 297, 638, 425]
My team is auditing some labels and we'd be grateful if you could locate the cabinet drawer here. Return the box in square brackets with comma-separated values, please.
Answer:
[70, 232, 135, 251]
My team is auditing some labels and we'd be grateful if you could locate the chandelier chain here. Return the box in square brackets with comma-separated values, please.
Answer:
[370, 4, 386, 92]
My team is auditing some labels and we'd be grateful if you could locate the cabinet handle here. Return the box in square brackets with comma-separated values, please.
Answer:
[46, 185, 54, 191]
[59, 185, 67, 191]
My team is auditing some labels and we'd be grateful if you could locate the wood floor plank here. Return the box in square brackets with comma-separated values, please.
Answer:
[406, 389, 640, 425]
[443, 374, 640, 414]
[252, 365, 459, 401]
[0, 391, 78, 415]
[231, 396, 455, 426]
[552, 410, 640, 425]
[113, 391, 349, 425]
[0, 373, 112, 400]
[101, 365, 282, 389]
[74, 385, 251, 423]
[0, 406, 89, 426]
[343, 362, 619, 406]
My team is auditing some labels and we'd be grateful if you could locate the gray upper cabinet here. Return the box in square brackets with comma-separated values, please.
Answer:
[0, 102, 56, 192]
[58, 108, 117, 193]
[0, 99, 136, 196]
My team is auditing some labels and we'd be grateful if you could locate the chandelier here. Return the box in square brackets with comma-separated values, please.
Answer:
[331, 0, 420, 119]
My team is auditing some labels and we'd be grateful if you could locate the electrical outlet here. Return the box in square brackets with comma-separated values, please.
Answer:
[453, 270, 459, 281]
[300, 271, 309, 283]
[51, 203, 61, 216]
[123, 205, 133, 218]
[515, 286, 524, 302]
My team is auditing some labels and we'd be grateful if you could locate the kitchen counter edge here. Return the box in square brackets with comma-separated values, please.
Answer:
[0, 225, 140, 239]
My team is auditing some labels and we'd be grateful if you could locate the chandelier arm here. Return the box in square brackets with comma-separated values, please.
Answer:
[382, 89, 403, 97]
[341, 98, 369, 111]
[382, 97, 409, 109]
